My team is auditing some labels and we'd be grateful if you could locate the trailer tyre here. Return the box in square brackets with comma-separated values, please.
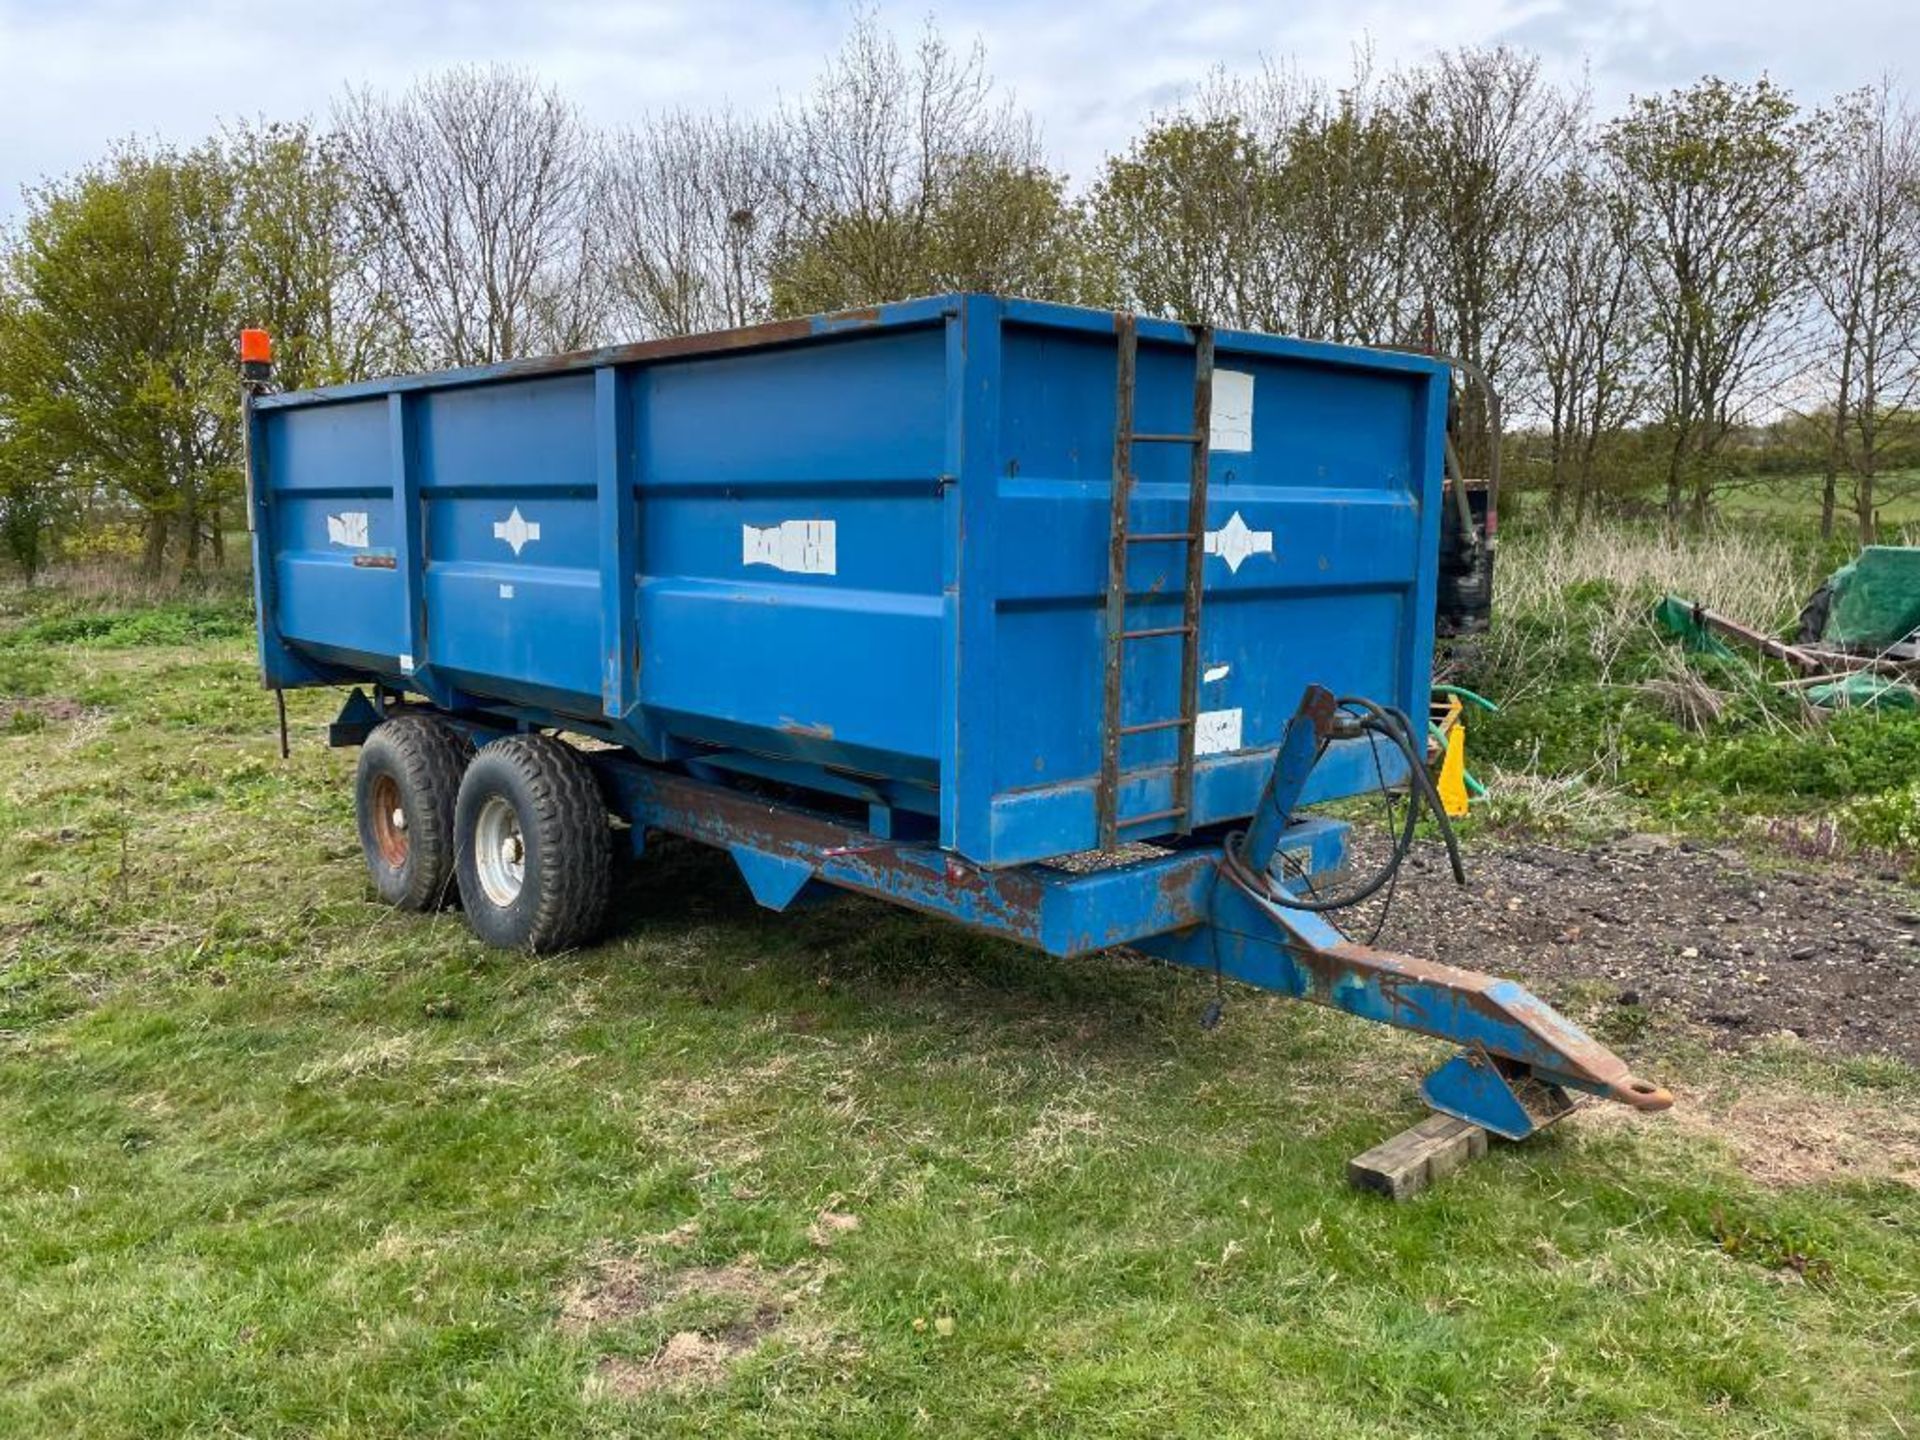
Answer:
[355, 714, 474, 911]
[453, 734, 611, 952]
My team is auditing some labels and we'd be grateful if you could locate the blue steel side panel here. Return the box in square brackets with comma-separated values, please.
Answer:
[976, 303, 1445, 865]
[948, 296, 1003, 857]
[265, 396, 405, 671]
[1403, 368, 1448, 743]
[596, 367, 641, 721]
[247, 396, 330, 690]
[633, 322, 951, 781]
[416, 373, 602, 710]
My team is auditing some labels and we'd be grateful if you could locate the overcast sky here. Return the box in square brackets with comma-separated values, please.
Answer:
[1, 0, 1913, 222]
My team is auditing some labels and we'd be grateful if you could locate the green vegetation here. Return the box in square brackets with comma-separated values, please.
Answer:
[2, 547, 1918, 1437]
[1457, 524, 1920, 868]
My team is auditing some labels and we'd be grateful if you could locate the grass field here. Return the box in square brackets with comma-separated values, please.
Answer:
[1716, 471, 1920, 532]
[2, 569, 1918, 1437]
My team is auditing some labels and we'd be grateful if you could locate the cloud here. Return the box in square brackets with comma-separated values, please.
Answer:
[0, 0, 832, 208]
[0, 0, 1905, 221]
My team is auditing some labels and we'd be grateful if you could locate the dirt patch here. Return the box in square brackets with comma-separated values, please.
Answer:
[653, 1219, 703, 1249]
[562, 1250, 817, 1398]
[1351, 831, 1920, 1064]
[806, 1208, 861, 1248]
[590, 1332, 744, 1398]
[1573, 1074, 1920, 1188]
[1, 695, 100, 728]
[560, 1255, 786, 1332]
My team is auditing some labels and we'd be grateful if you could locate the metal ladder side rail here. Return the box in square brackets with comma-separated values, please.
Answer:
[1097, 315, 1215, 850]
[1170, 325, 1215, 832]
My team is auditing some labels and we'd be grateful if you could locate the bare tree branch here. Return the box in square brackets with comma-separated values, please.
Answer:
[334, 65, 599, 366]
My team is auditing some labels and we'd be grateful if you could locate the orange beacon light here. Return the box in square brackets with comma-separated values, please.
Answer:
[240, 328, 273, 382]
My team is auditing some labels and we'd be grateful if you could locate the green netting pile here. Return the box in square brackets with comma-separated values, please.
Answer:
[1652, 586, 1920, 713]
[1804, 673, 1919, 712]
[1651, 596, 1736, 658]
[1813, 546, 1920, 649]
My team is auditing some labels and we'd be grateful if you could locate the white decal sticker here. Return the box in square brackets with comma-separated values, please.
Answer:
[398, 653, 415, 673]
[1210, 369, 1254, 452]
[326, 511, 369, 548]
[1204, 511, 1274, 574]
[492, 507, 541, 556]
[1195, 708, 1243, 756]
[1203, 663, 1231, 684]
[498, 583, 515, 600]
[743, 519, 837, 576]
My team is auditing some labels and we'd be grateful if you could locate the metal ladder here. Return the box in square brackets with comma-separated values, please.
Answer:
[1097, 314, 1216, 850]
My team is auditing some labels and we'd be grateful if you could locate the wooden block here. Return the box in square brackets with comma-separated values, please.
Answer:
[1348, 1113, 1489, 1200]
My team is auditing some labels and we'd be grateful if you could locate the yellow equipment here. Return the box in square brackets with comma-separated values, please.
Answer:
[1430, 693, 1471, 819]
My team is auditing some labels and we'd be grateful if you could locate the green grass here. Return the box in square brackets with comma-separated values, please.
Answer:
[1717, 472, 1920, 531]
[2, 579, 1919, 1436]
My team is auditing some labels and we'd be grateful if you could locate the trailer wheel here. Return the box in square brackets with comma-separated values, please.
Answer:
[355, 714, 473, 910]
[453, 734, 611, 952]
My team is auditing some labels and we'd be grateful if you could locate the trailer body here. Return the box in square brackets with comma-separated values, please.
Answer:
[251, 295, 1441, 867]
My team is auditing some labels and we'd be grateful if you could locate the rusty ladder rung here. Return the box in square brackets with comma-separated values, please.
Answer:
[1131, 431, 1202, 444]
[1118, 805, 1188, 828]
[1119, 716, 1192, 736]
[1121, 624, 1193, 640]
[1125, 531, 1203, 544]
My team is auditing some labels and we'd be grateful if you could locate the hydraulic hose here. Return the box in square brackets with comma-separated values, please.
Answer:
[1222, 694, 1466, 914]
[1341, 696, 1466, 885]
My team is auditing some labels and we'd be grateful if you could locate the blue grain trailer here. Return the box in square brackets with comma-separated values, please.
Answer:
[243, 295, 1669, 1141]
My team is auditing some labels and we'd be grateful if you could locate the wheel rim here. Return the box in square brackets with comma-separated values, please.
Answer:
[370, 773, 410, 868]
[473, 794, 526, 907]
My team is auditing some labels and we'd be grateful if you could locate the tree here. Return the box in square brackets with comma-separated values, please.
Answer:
[0, 289, 68, 579]
[2, 143, 241, 572]
[1805, 80, 1920, 541]
[0, 442, 65, 581]
[1084, 57, 1424, 345]
[763, 12, 1082, 314]
[335, 65, 602, 366]
[1085, 112, 1284, 328]
[1278, 66, 1425, 347]
[227, 118, 405, 387]
[1524, 165, 1648, 525]
[919, 152, 1086, 299]
[1603, 77, 1816, 526]
[600, 110, 779, 338]
[1400, 47, 1581, 469]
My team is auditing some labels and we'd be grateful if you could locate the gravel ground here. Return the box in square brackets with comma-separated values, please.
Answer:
[1339, 829, 1920, 1065]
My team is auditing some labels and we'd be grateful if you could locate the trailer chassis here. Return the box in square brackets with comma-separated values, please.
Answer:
[334, 685, 1672, 1140]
